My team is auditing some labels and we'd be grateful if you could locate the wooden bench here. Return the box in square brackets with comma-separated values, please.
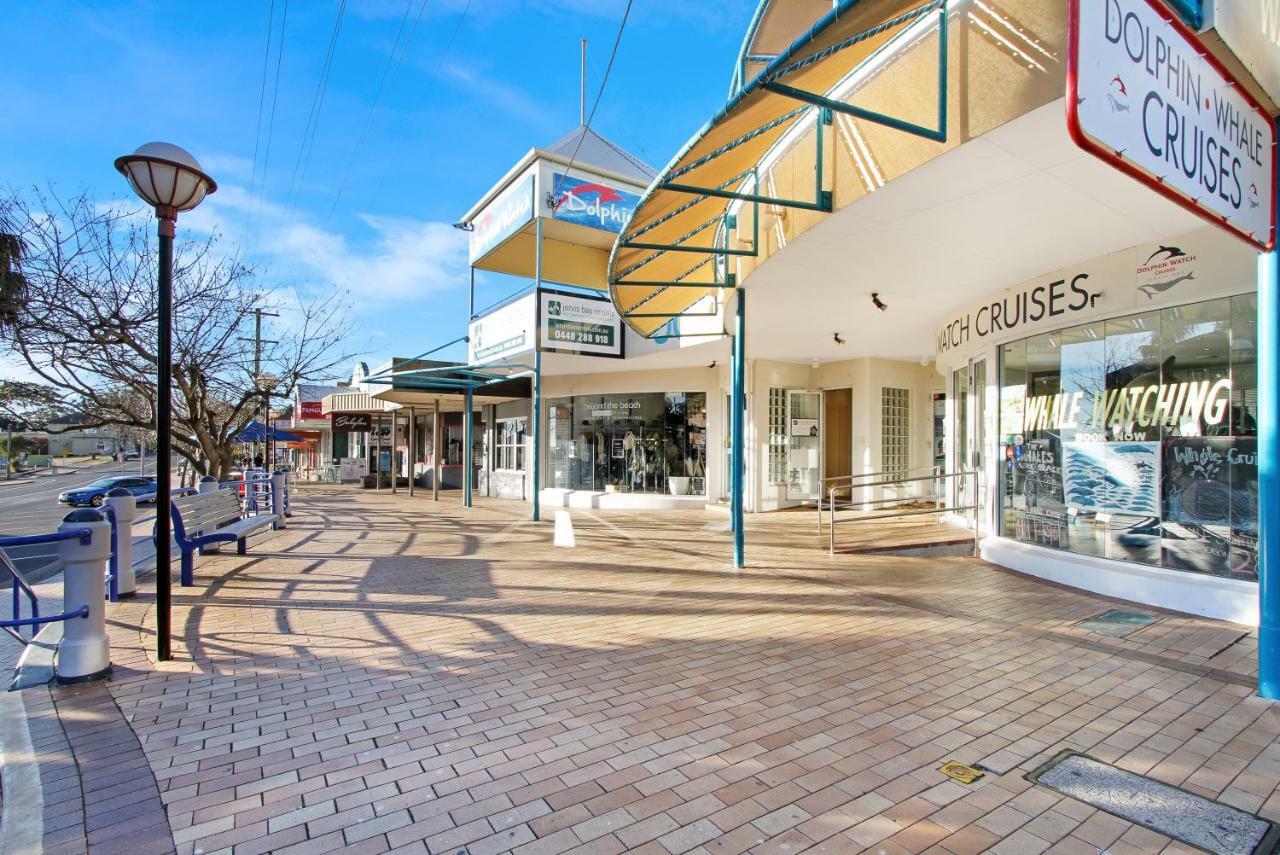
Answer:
[172, 489, 277, 586]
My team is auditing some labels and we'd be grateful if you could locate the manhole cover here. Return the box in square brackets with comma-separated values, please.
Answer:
[1027, 751, 1276, 855]
[1075, 609, 1158, 637]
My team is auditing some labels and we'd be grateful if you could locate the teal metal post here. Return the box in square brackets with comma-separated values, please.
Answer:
[464, 387, 473, 508]
[731, 290, 745, 568]
[532, 217, 543, 523]
[728, 324, 737, 535]
[1259, 119, 1279, 699]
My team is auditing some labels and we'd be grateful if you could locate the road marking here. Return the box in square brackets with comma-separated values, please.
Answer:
[0, 691, 44, 854]
[553, 511, 576, 548]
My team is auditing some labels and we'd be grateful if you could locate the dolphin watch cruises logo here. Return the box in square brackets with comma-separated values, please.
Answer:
[550, 173, 639, 234]
[1135, 244, 1198, 300]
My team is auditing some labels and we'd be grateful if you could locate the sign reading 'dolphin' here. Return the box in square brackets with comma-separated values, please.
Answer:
[330, 413, 372, 433]
[1067, 0, 1276, 250]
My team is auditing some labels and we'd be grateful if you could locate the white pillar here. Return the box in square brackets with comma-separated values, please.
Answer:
[104, 490, 137, 598]
[56, 510, 112, 681]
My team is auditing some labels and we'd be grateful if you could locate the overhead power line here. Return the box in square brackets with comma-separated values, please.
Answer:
[248, 0, 277, 234]
[284, 0, 349, 227]
[552, 0, 635, 200]
[325, 0, 433, 225]
[254, 0, 291, 241]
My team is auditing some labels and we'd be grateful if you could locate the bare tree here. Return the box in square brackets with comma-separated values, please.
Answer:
[0, 188, 353, 480]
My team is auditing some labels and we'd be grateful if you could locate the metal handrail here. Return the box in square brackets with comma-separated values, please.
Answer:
[823, 469, 980, 557]
[0, 528, 95, 644]
[818, 466, 943, 534]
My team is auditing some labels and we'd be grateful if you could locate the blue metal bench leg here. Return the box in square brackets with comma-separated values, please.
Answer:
[181, 550, 194, 586]
[237, 538, 247, 555]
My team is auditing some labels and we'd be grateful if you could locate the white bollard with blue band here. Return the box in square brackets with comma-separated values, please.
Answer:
[105, 488, 137, 598]
[57, 509, 112, 682]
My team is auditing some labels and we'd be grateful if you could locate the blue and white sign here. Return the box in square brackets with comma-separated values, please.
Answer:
[470, 173, 534, 263]
[549, 173, 639, 233]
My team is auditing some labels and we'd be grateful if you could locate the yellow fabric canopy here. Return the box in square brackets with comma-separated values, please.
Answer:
[608, 0, 944, 335]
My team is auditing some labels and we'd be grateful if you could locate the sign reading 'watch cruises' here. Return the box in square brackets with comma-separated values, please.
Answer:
[1067, 0, 1276, 250]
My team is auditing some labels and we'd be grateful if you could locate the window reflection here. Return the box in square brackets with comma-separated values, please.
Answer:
[1000, 294, 1257, 581]
[547, 393, 707, 495]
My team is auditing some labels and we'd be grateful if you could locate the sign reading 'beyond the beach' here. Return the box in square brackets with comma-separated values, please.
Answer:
[1068, 0, 1275, 250]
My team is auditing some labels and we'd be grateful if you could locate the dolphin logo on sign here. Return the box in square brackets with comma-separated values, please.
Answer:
[551, 173, 638, 233]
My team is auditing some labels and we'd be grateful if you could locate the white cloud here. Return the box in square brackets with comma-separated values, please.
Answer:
[278, 214, 468, 301]
[168, 181, 470, 304]
[438, 61, 557, 131]
[199, 153, 255, 182]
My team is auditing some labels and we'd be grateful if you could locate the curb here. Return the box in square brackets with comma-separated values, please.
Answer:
[9, 623, 60, 692]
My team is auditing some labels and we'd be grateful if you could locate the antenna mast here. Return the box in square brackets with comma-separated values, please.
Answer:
[580, 38, 587, 126]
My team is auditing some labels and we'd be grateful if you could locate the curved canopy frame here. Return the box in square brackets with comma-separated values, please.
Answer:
[607, 0, 950, 336]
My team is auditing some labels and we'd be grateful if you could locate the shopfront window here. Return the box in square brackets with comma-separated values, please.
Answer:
[495, 417, 526, 471]
[546, 392, 707, 495]
[1000, 294, 1257, 581]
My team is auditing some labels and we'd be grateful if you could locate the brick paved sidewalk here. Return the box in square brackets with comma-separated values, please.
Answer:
[21, 486, 1280, 854]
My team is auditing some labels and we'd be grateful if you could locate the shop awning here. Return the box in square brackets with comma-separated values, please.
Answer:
[607, 0, 949, 336]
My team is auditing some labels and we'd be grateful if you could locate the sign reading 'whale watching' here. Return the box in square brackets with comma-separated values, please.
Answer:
[1067, 0, 1276, 250]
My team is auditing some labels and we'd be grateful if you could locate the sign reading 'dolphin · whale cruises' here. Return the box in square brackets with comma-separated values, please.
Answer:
[1067, 0, 1276, 250]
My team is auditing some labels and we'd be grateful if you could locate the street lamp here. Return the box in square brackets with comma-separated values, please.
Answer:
[256, 372, 279, 472]
[114, 142, 216, 662]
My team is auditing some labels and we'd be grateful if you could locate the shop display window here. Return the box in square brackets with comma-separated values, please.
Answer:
[999, 294, 1258, 581]
[546, 392, 707, 495]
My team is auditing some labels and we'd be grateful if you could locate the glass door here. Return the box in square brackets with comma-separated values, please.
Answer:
[969, 357, 989, 534]
[722, 394, 732, 500]
[952, 366, 970, 522]
[786, 390, 822, 501]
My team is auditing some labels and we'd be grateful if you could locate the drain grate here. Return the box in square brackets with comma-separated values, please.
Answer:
[1027, 751, 1276, 855]
[1075, 608, 1159, 637]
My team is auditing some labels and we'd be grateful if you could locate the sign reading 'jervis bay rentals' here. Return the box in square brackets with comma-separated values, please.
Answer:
[539, 291, 623, 358]
[1068, 0, 1276, 250]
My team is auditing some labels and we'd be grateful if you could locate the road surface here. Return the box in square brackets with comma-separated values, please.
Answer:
[0, 459, 156, 580]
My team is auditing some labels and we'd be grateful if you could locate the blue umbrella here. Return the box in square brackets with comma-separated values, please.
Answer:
[235, 419, 302, 443]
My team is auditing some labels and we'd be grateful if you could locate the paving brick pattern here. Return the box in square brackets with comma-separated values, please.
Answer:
[76, 488, 1280, 854]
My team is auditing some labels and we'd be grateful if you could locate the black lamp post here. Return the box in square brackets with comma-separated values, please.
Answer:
[257, 373, 279, 472]
[114, 143, 216, 662]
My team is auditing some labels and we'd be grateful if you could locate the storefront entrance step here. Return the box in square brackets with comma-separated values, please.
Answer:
[838, 540, 977, 558]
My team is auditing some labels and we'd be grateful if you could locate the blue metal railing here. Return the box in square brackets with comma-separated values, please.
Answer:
[0, 528, 94, 644]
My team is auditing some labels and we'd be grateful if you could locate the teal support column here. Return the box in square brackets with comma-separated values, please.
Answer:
[731, 290, 746, 568]
[1259, 119, 1280, 699]
[464, 387, 473, 508]
[732, 319, 742, 535]
[532, 217, 543, 523]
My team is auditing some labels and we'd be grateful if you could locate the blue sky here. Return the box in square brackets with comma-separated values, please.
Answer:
[1, 0, 756, 378]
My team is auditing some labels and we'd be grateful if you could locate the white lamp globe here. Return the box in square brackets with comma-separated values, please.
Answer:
[114, 142, 217, 212]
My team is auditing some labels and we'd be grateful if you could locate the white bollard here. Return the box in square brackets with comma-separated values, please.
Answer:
[270, 473, 287, 529]
[56, 509, 112, 682]
[104, 488, 137, 597]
